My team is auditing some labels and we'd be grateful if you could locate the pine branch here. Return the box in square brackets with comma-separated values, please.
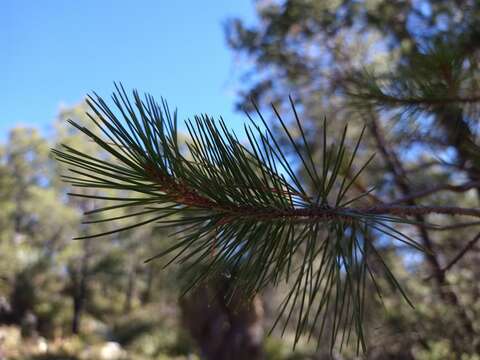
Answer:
[52, 84, 477, 352]
[345, 41, 480, 116]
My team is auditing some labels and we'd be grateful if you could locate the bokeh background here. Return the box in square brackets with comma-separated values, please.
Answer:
[2, 1, 480, 359]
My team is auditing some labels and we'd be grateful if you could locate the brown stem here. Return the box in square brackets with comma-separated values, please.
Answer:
[144, 164, 480, 221]
[359, 205, 480, 218]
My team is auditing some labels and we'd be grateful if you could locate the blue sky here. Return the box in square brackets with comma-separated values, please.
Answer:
[1, 1, 255, 140]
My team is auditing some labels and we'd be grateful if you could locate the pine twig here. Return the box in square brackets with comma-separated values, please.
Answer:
[52, 85, 480, 353]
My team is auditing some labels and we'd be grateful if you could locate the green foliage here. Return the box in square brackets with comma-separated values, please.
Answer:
[345, 39, 480, 117]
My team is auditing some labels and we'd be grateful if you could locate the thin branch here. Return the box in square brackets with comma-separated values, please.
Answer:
[141, 168, 480, 220]
[387, 180, 480, 205]
[358, 205, 480, 219]
[139, 142, 480, 222]
[346, 170, 385, 205]
[425, 232, 480, 281]
[404, 161, 470, 174]
[421, 221, 480, 231]
[442, 232, 480, 273]
[351, 92, 480, 107]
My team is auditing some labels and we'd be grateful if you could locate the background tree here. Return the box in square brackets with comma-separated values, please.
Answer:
[0, 105, 202, 359]
[225, 0, 480, 357]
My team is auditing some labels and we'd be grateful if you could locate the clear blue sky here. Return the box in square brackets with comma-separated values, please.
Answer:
[1, 1, 255, 140]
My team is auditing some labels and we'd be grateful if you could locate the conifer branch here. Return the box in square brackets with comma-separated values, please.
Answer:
[53, 84, 478, 352]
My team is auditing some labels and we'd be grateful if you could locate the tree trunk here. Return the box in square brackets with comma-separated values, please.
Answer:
[70, 240, 90, 335]
[124, 264, 136, 312]
[72, 292, 83, 335]
[141, 265, 154, 304]
[180, 281, 264, 360]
